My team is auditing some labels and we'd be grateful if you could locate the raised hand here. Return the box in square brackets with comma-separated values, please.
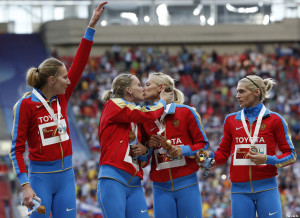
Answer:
[160, 88, 173, 104]
[88, 1, 108, 29]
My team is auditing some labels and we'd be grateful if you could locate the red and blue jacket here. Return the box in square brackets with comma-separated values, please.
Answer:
[142, 104, 209, 191]
[98, 98, 167, 187]
[10, 27, 95, 186]
[211, 103, 297, 193]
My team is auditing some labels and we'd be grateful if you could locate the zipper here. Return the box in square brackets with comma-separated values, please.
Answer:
[60, 142, 64, 169]
[164, 121, 174, 190]
[51, 100, 64, 170]
[249, 111, 253, 192]
[168, 169, 174, 191]
[38, 131, 42, 153]
[249, 113, 260, 193]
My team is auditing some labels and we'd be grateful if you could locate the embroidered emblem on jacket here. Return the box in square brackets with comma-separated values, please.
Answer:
[260, 123, 266, 131]
[172, 119, 179, 127]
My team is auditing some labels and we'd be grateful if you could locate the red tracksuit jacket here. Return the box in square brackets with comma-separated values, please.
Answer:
[98, 98, 166, 180]
[142, 104, 209, 187]
[211, 103, 296, 193]
[10, 33, 93, 186]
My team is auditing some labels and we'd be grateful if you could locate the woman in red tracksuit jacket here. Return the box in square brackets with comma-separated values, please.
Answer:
[9, 2, 107, 217]
[142, 72, 209, 218]
[201, 75, 296, 218]
[97, 73, 173, 218]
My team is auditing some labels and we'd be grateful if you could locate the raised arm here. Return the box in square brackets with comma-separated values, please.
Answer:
[88, 2, 108, 29]
[65, 2, 107, 100]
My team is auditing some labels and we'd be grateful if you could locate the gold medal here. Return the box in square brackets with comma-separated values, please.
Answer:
[129, 131, 136, 141]
[162, 139, 172, 151]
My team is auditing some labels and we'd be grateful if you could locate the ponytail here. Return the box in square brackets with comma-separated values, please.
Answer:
[100, 73, 133, 103]
[25, 67, 40, 89]
[263, 78, 276, 99]
[239, 75, 276, 101]
[101, 90, 113, 103]
[25, 58, 64, 90]
[173, 88, 184, 104]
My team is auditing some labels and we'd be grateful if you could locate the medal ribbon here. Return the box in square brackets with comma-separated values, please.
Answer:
[130, 122, 138, 138]
[241, 105, 266, 146]
[32, 89, 62, 131]
[155, 104, 171, 135]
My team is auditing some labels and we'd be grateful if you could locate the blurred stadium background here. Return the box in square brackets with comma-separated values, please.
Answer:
[0, 0, 299, 217]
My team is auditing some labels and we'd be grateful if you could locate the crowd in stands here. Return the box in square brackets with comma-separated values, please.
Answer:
[64, 43, 300, 217]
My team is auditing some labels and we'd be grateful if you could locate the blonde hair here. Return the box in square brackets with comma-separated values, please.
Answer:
[239, 75, 276, 101]
[149, 72, 184, 104]
[19, 58, 64, 99]
[101, 73, 133, 103]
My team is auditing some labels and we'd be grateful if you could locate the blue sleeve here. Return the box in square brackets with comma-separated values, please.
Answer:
[180, 145, 197, 156]
[137, 148, 153, 161]
[84, 27, 96, 41]
[18, 173, 29, 186]
[10, 99, 30, 186]
[265, 155, 275, 165]
[265, 112, 297, 167]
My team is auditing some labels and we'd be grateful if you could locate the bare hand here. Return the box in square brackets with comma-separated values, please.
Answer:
[148, 135, 165, 148]
[166, 146, 182, 159]
[22, 183, 36, 210]
[248, 150, 267, 165]
[131, 142, 148, 157]
[160, 89, 173, 104]
[88, 1, 108, 28]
